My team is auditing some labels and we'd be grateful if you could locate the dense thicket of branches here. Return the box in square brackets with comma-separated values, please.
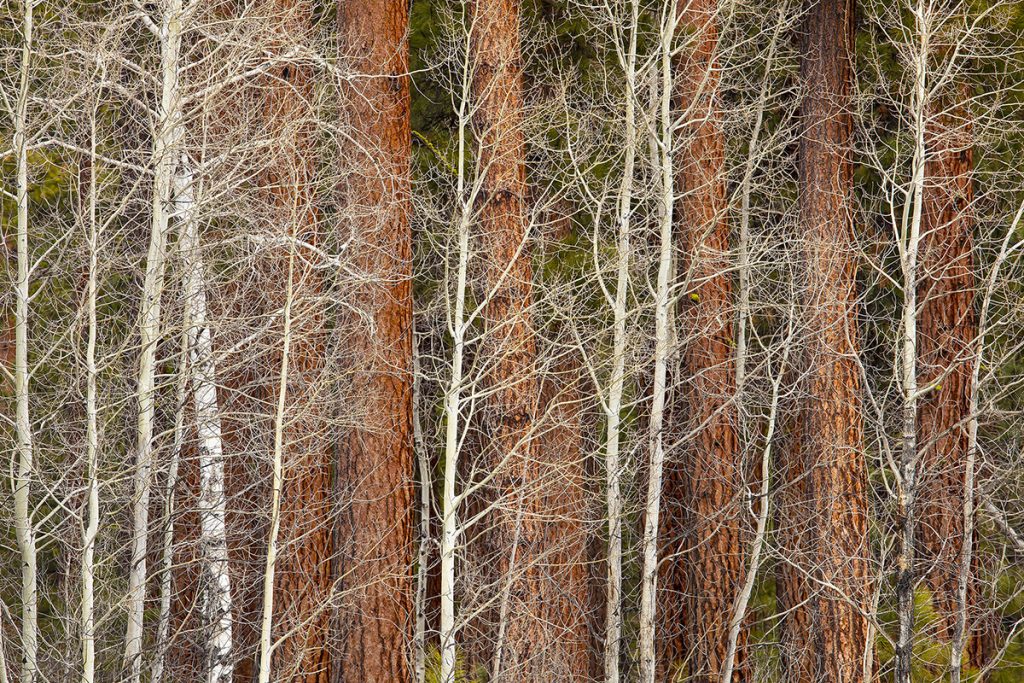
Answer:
[3, 0, 1024, 682]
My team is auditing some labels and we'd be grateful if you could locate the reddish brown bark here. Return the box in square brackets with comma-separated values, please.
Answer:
[777, 1, 871, 681]
[463, 0, 546, 677]
[916, 105, 987, 672]
[659, 1, 748, 681]
[334, 0, 415, 679]
[262, 4, 333, 680]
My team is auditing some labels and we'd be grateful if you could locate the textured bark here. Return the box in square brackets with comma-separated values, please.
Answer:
[777, 1, 871, 681]
[465, 0, 543, 676]
[335, 0, 415, 678]
[533, 362, 599, 681]
[916, 106, 986, 671]
[660, 0, 747, 680]
[262, 4, 332, 681]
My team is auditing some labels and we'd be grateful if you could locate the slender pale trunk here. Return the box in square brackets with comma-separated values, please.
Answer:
[895, 8, 928, 681]
[413, 336, 430, 683]
[150, 329, 189, 683]
[947, 200, 1024, 682]
[176, 157, 234, 683]
[125, 2, 185, 677]
[604, 3, 637, 680]
[638, 6, 675, 680]
[81, 98, 101, 683]
[439, 61, 472, 681]
[722, 313, 793, 682]
[13, 3, 38, 680]
[257, 246, 297, 683]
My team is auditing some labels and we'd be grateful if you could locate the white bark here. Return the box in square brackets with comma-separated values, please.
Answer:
[257, 245, 298, 683]
[721, 306, 794, 683]
[895, 8, 928, 680]
[439, 36, 473, 683]
[176, 156, 234, 683]
[948, 199, 1024, 682]
[125, 1, 186, 678]
[13, 3, 38, 681]
[413, 335, 430, 683]
[150, 332, 188, 683]
[603, 2, 637, 679]
[81, 91, 101, 683]
[638, 7, 676, 681]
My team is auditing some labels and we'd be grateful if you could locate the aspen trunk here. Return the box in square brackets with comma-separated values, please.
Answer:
[661, 1, 747, 679]
[336, 0, 415, 677]
[895, 9, 928, 680]
[13, 3, 38, 680]
[125, 2, 186, 677]
[777, 1, 871, 680]
[176, 158, 234, 683]
[604, 1, 638, 678]
[81, 101, 101, 683]
[639, 6, 675, 680]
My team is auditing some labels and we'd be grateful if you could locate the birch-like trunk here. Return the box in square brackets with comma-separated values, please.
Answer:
[150, 329, 188, 683]
[439, 58, 472, 680]
[948, 200, 1024, 682]
[895, 7, 928, 680]
[125, 1, 186, 678]
[638, 6, 675, 680]
[81, 94, 101, 683]
[257, 244, 297, 683]
[176, 157, 233, 683]
[13, 3, 38, 680]
[413, 335, 430, 683]
[604, 3, 637, 679]
[721, 310, 794, 682]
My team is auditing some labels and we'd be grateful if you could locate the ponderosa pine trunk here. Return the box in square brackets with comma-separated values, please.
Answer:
[777, 1, 871, 680]
[916, 102, 988, 674]
[467, 0, 542, 676]
[335, 0, 415, 678]
[261, 4, 333, 680]
[660, 0, 747, 680]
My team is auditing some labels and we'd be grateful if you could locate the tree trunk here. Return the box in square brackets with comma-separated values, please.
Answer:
[639, 7, 675, 681]
[777, 1, 871, 681]
[335, 0, 415, 678]
[125, 2, 185, 677]
[466, 0, 542, 676]
[259, 5, 333, 681]
[660, 1, 747, 680]
[916, 101, 985, 673]
[13, 3, 37, 679]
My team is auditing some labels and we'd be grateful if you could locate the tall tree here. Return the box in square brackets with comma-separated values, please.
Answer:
[916, 99, 986, 672]
[257, 3, 333, 680]
[465, 0, 543, 676]
[660, 0, 747, 680]
[336, 0, 415, 677]
[777, 0, 871, 681]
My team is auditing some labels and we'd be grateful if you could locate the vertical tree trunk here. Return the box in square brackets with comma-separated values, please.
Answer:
[467, 0, 541, 676]
[639, 6, 675, 680]
[261, 5, 333, 680]
[916, 101, 984, 673]
[176, 158, 234, 683]
[12, 3, 37, 680]
[125, 2, 185, 677]
[777, 1, 871, 681]
[604, 2, 637, 678]
[335, 0, 415, 678]
[660, 1, 747, 680]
